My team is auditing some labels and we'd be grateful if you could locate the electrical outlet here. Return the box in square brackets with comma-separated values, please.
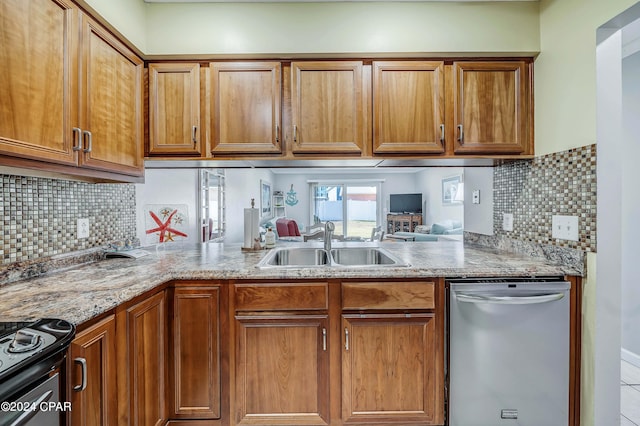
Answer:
[502, 213, 514, 232]
[77, 218, 89, 239]
[552, 215, 579, 241]
[472, 190, 480, 204]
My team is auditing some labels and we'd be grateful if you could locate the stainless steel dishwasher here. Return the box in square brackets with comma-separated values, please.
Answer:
[447, 278, 570, 426]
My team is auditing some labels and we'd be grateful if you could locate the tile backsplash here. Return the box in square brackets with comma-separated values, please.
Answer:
[0, 174, 136, 265]
[492, 144, 597, 252]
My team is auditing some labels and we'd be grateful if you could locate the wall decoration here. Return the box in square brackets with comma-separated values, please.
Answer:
[260, 180, 272, 217]
[442, 175, 463, 205]
[145, 204, 189, 245]
[286, 184, 299, 206]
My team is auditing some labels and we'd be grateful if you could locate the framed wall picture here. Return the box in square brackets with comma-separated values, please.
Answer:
[442, 175, 463, 204]
[260, 180, 272, 217]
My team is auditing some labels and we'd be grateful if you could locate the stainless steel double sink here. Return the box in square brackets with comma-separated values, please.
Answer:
[256, 246, 409, 268]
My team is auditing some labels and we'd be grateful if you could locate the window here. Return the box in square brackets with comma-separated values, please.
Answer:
[310, 181, 381, 239]
[199, 169, 226, 242]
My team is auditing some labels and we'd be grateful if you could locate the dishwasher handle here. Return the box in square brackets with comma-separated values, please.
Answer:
[454, 292, 566, 305]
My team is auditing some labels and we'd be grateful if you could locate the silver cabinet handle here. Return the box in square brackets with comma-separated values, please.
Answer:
[276, 125, 280, 143]
[192, 125, 198, 144]
[344, 327, 349, 351]
[293, 125, 297, 143]
[440, 124, 445, 144]
[82, 130, 92, 153]
[72, 127, 82, 151]
[8, 389, 54, 426]
[73, 357, 87, 392]
[322, 327, 327, 351]
[455, 292, 565, 305]
[457, 124, 464, 142]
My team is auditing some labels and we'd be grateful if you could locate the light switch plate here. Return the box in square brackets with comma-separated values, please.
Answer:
[472, 190, 480, 204]
[77, 218, 89, 239]
[552, 215, 579, 241]
[502, 213, 514, 232]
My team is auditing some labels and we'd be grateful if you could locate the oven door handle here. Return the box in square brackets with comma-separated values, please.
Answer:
[8, 389, 54, 426]
[73, 357, 87, 392]
[455, 292, 566, 305]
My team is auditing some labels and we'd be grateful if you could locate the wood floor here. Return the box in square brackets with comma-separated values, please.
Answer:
[621, 359, 640, 425]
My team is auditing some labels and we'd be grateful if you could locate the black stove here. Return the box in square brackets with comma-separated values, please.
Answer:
[0, 318, 75, 424]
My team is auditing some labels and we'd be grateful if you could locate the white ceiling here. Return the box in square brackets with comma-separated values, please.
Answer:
[145, 0, 536, 2]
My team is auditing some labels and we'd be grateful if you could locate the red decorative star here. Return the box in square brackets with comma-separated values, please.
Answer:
[146, 209, 187, 243]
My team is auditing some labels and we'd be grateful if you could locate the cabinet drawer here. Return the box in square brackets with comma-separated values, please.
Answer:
[342, 281, 435, 310]
[234, 282, 328, 311]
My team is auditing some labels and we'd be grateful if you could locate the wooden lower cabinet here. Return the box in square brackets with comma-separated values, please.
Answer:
[68, 315, 118, 426]
[234, 314, 330, 425]
[169, 286, 221, 420]
[341, 314, 442, 425]
[117, 290, 167, 426]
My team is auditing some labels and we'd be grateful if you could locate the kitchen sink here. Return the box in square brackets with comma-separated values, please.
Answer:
[330, 247, 407, 267]
[257, 247, 330, 268]
[257, 246, 408, 268]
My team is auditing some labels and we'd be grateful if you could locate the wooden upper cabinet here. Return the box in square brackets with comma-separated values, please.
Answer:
[210, 62, 282, 154]
[0, 0, 78, 165]
[453, 61, 531, 155]
[373, 61, 445, 154]
[79, 15, 144, 176]
[291, 61, 365, 155]
[148, 63, 201, 155]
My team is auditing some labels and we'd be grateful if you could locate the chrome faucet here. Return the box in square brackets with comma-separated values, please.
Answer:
[324, 221, 335, 252]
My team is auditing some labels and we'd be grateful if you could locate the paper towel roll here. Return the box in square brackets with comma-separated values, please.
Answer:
[243, 208, 260, 248]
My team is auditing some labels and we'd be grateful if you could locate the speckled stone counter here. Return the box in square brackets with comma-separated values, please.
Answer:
[0, 241, 581, 325]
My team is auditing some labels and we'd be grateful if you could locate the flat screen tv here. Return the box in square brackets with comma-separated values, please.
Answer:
[389, 193, 422, 214]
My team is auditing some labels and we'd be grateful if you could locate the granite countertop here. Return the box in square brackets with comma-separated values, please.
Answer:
[0, 241, 582, 325]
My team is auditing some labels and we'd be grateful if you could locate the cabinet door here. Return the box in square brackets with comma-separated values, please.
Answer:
[342, 314, 443, 424]
[118, 291, 166, 426]
[210, 62, 281, 154]
[453, 61, 530, 155]
[170, 287, 220, 419]
[291, 61, 365, 154]
[149, 63, 201, 155]
[373, 61, 445, 154]
[234, 315, 329, 425]
[0, 0, 78, 165]
[79, 15, 144, 176]
[68, 315, 117, 426]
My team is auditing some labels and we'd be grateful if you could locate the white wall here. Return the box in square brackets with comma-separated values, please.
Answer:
[82, 0, 147, 52]
[417, 168, 464, 227]
[622, 49, 640, 361]
[536, 0, 637, 156]
[144, 2, 539, 55]
[135, 169, 200, 245]
[463, 168, 494, 235]
[225, 168, 276, 244]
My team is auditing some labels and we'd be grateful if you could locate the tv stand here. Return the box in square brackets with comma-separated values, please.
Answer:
[386, 213, 423, 234]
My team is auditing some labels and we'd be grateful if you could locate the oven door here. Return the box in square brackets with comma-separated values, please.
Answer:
[0, 373, 60, 426]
